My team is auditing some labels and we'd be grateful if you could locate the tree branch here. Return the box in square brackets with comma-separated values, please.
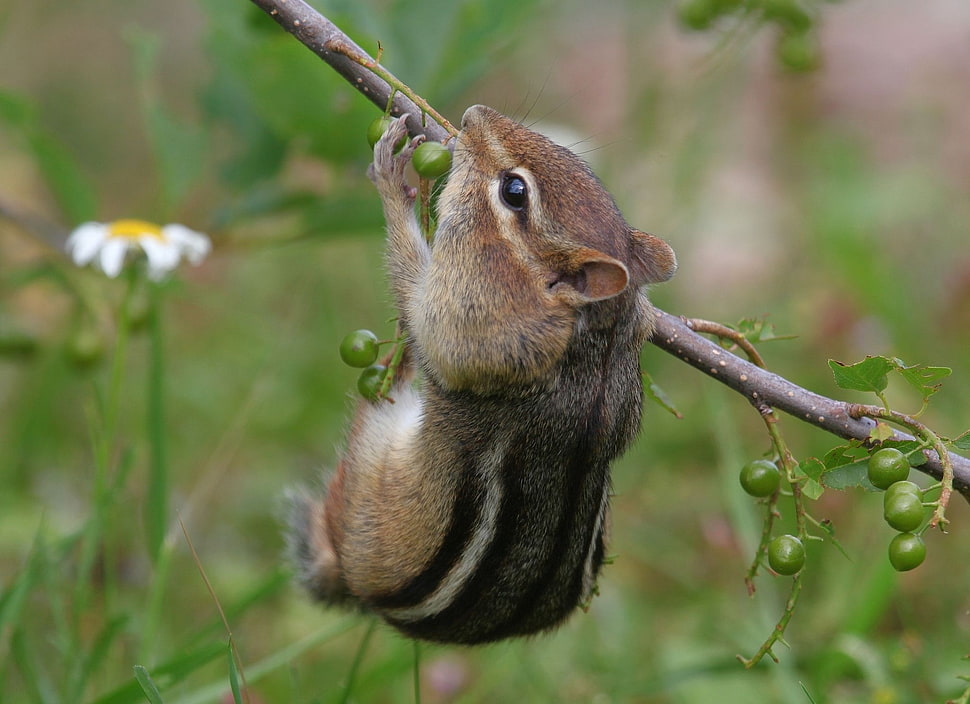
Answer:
[248, 0, 970, 502]
[650, 310, 970, 500]
[247, 0, 452, 144]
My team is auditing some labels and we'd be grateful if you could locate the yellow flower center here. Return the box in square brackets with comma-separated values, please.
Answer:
[108, 219, 165, 241]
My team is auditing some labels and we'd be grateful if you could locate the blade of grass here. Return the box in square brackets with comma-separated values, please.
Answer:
[227, 642, 243, 704]
[90, 641, 226, 704]
[172, 620, 358, 704]
[133, 665, 166, 704]
[336, 619, 376, 704]
[11, 628, 57, 704]
[68, 615, 129, 701]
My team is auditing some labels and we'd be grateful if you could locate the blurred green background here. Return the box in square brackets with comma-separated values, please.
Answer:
[1, 0, 969, 702]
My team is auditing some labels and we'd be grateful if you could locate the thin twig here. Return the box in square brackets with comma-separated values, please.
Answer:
[247, 0, 452, 144]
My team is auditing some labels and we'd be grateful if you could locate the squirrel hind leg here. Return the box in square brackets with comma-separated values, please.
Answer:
[285, 487, 356, 607]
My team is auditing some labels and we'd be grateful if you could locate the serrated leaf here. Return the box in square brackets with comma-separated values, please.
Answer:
[953, 430, 970, 451]
[814, 519, 852, 561]
[735, 317, 797, 343]
[828, 356, 895, 394]
[643, 372, 682, 419]
[868, 422, 894, 443]
[797, 457, 825, 482]
[821, 460, 871, 491]
[802, 479, 824, 500]
[821, 443, 866, 469]
[897, 363, 950, 401]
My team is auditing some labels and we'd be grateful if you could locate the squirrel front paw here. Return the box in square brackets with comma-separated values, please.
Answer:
[368, 116, 424, 203]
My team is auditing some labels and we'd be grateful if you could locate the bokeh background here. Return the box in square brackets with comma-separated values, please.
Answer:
[1, 0, 969, 702]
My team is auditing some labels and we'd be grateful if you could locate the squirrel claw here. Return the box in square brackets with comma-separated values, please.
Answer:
[368, 116, 423, 201]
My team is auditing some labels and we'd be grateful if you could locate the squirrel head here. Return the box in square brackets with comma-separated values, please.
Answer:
[437, 105, 677, 307]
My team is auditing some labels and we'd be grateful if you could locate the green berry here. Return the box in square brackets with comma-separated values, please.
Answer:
[411, 141, 452, 179]
[339, 329, 380, 368]
[776, 30, 819, 73]
[678, 0, 717, 30]
[883, 491, 925, 533]
[367, 116, 407, 151]
[357, 364, 387, 401]
[768, 534, 805, 575]
[867, 447, 910, 489]
[885, 480, 922, 504]
[763, 0, 813, 33]
[888, 532, 926, 572]
[739, 459, 780, 497]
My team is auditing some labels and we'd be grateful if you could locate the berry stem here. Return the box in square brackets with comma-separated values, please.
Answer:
[688, 316, 807, 663]
[686, 317, 767, 369]
[325, 38, 458, 138]
[377, 331, 409, 400]
[849, 403, 953, 531]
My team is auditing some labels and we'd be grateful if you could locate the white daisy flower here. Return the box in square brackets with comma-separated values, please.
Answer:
[66, 219, 211, 281]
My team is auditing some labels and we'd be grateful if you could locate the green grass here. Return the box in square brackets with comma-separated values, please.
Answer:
[2, 1, 970, 702]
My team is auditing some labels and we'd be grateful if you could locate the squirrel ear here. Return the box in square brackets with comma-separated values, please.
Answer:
[630, 229, 677, 284]
[552, 248, 630, 303]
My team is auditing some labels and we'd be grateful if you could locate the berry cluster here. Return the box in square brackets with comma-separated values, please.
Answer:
[367, 117, 452, 178]
[739, 459, 805, 575]
[339, 329, 386, 401]
[678, 0, 821, 72]
[867, 448, 927, 572]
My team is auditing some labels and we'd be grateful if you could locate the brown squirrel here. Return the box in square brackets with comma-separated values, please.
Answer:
[289, 105, 676, 645]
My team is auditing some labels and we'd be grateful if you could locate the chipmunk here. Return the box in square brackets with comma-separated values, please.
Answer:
[289, 105, 676, 645]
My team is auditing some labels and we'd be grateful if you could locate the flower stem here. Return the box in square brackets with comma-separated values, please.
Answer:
[145, 281, 168, 563]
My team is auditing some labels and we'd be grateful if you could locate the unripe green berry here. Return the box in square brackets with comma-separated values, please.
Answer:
[678, 0, 717, 30]
[357, 364, 387, 401]
[340, 329, 380, 368]
[867, 447, 910, 489]
[768, 534, 805, 575]
[888, 532, 926, 572]
[367, 116, 407, 151]
[739, 459, 780, 497]
[885, 480, 922, 503]
[883, 490, 925, 533]
[777, 30, 819, 72]
[411, 141, 453, 179]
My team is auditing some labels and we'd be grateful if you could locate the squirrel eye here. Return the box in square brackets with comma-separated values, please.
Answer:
[499, 173, 527, 210]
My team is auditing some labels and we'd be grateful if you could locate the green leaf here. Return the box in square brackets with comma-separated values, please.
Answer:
[133, 665, 165, 704]
[642, 372, 682, 418]
[821, 443, 866, 469]
[795, 458, 825, 499]
[735, 316, 797, 343]
[801, 479, 824, 500]
[896, 360, 950, 401]
[797, 457, 825, 482]
[828, 356, 895, 394]
[821, 459, 871, 491]
[953, 430, 970, 451]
